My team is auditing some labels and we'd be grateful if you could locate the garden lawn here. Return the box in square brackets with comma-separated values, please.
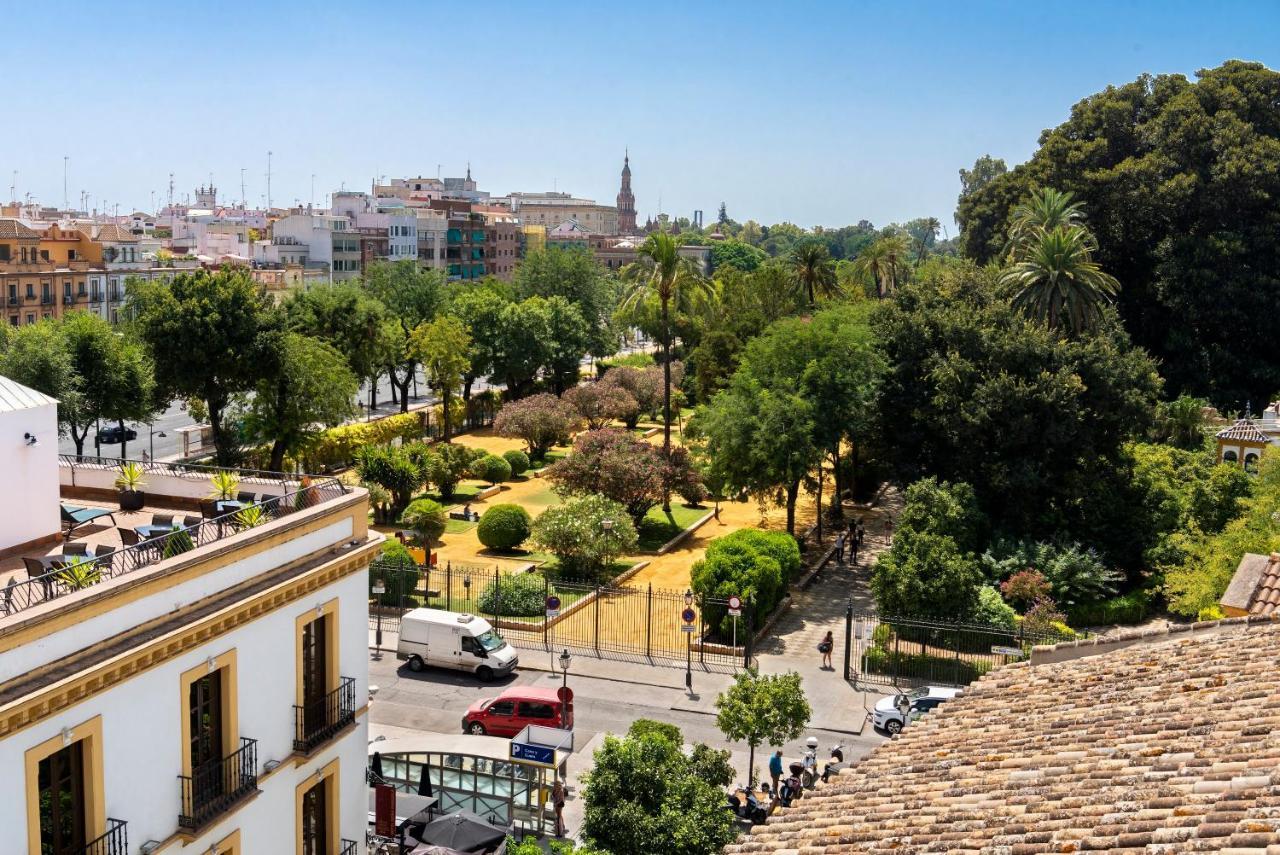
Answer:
[636, 504, 707, 552]
[412, 481, 486, 509]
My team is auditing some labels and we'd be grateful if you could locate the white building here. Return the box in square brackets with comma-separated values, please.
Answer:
[0, 376, 59, 553]
[270, 214, 355, 281]
[0, 444, 379, 853]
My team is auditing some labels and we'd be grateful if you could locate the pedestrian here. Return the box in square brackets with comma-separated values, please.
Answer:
[768, 749, 784, 794]
[856, 518, 865, 549]
[714, 502, 722, 523]
[883, 517, 892, 542]
[551, 779, 567, 836]
[818, 631, 834, 670]
[834, 530, 846, 565]
[141, 450, 150, 465]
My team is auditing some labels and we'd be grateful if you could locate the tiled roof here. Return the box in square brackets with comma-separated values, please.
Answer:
[0, 374, 58, 412]
[91, 223, 138, 243]
[1216, 418, 1272, 443]
[0, 218, 40, 240]
[727, 618, 1280, 854]
[1222, 553, 1280, 617]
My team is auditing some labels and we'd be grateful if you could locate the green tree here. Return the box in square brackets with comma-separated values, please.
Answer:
[446, 284, 510, 401]
[364, 260, 445, 411]
[788, 240, 839, 307]
[355, 444, 422, 510]
[422, 442, 482, 500]
[491, 298, 551, 399]
[871, 527, 984, 619]
[999, 224, 1120, 334]
[1152, 395, 1210, 451]
[709, 239, 767, 273]
[411, 315, 470, 442]
[285, 281, 392, 405]
[0, 320, 85, 447]
[534, 296, 591, 394]
[128, 268, 273, 464]
[958, 154, 1008, 203]
[622, 231, 712, 494]
[400, 498, 447, 557]
[714, 669, 811, 788]
[514, 245, 619, 358]
[1004, 187, 1086, 255]
[532, 494, 638, 580]
[476, 503, 532, 551]
[243, 332, 357, 471]
[851, 234, 910, 298]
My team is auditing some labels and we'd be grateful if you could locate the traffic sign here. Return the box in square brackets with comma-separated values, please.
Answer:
[557, 686, 574, 704]
[681, 607, 697, 632]
[991, 645, 1025, 658]
[510, 741, 557, 766]
[727, 595, 742, 617]
[545, 595, 562, 618]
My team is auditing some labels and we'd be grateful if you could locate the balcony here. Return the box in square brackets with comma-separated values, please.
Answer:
[83, 817, 128, 855]
[178, 737, 259, 830]
[341, 841, 357, 855]
[293, 676, 357, 753]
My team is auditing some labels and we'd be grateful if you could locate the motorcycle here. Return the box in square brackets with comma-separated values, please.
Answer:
[726, 788, 768, 824]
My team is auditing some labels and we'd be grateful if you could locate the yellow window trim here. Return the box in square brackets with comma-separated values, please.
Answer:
[25, 714, 106, 855]
[178, 650, 239, 780]
[295, 598, 341, 709]
[296, 757, 341, 855]
[213, 828, 241, 855]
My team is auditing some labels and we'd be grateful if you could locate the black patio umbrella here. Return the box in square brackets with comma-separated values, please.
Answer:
[417, 762, 433, 797]
[417, 811, 505, 852]
[407, 846, 468, 855]
[370, 751, 384, 783]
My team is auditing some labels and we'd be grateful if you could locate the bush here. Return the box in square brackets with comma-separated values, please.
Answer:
[356, 444, 423, 509]
[503, 449, 531, 476]
[422, 443, 484, 500]
[970, 585, 1017, 630]
[380, 539, 415, 565]
[477, 572, 549, 617]
[870, 529, 983, 620]
[1000, 569, 1052, 610]
[982, 539, 1121, 609]
[473, 453, 512, 486]
[477, 504, 532, 551]
[692, 530, 789, 636]
[494, 393, 582, 458]
[400, 498, 446, 546]
[722, 528, 802, 580]
[299, 411, 422, 470]
[1066, 588, 1154, 626]
[532, 495, 638, 580]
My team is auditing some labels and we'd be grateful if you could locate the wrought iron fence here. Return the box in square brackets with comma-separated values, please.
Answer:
[844, 607, 1078, 688]
[294, 676, 357, 753]
[368, 557, 745, 668]
[2, 468, 346, 620]
[178, 737, 259, 830]
[340, 840, 358, 855]
[83, 818, 128, 855]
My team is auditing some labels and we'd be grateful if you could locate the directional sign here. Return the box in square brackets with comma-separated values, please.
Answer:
[511, 741, 557, 766]
[992, 645, 1025, 658]
[545, 595, 562, 618]
[680, 607, 697, 632]
[727, 596, 742, 617]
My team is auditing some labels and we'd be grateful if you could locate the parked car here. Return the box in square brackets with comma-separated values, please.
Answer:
[462, 686, 573, 737]
[97, 425, 138, 445]
[396, 608, 518, 681]
[871, 686, 960, 735]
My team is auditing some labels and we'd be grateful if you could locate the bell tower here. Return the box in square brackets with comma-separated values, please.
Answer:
[616, 151, 637, 234]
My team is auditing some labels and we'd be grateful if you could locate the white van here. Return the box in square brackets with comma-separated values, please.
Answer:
[396, 609, 519, 681]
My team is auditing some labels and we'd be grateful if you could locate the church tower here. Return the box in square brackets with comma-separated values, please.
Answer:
[616, 151, 637, 234]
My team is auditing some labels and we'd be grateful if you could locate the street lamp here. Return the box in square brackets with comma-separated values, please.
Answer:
[684, 589, 694, 692]
[558, 648, 572, 728]
[372, 576, 386, 660]
[149, 426, 166, 463]
[463, 576, 471, 608]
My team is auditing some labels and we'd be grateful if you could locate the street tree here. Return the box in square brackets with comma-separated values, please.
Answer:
[446, 284, 510, 401]
[364, 260, 445, 411]
[714, 669, 811, 787]
[411, 315, 471, 442]
[0, 320, 86, 448]
[128, 268, 273, 464]
[514, 245, 619, 358]
[285, 281, 392, 406]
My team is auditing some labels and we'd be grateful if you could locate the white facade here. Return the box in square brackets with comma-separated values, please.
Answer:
[271, 214, 351, 277]
[0, 376, 58, 552]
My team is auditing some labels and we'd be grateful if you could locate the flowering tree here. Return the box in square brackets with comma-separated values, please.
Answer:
[563, 382, 638, 430]
[546, 429, 666, 522]
[494, 393, 582, 458]
[532, 495, 638, 579]
[600, 366, 657, 429]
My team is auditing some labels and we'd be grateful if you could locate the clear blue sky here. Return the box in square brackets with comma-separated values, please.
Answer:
[4, 0, 1277, 229]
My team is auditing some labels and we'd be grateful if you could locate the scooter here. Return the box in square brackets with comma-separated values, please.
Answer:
[822, 743, 845, 783]
[726, 788, 768, 824]
[800, 737, 820, 788]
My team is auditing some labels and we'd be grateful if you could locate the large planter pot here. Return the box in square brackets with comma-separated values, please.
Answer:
[118, 490, 145, 512]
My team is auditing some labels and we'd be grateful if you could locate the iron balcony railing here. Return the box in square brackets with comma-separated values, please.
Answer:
[82, 818, 128, 855]
[178, 737, 258, 830]
[294, 676, 357, 753]
[341, 839, 358, 855]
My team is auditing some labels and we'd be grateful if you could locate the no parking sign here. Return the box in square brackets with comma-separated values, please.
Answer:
[727, 595, 742, 617]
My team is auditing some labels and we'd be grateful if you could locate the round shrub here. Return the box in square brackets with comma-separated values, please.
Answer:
[503, 449, 531, 476]
[477, 572, 550, 617]
[477, 503, 533, 551]
[400, 498, 446, 546]
[473, 453, 512, 486]
[380, 538, 415, 566]
[970, 585, 1017, 630]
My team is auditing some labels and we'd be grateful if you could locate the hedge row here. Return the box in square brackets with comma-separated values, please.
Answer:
[299, 412, 424, 471]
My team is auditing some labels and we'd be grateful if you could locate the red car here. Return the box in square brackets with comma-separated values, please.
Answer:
[462, 686, 573, 736]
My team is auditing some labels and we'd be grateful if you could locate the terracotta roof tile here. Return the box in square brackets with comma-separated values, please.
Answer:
[727, 619, 1280, 854]
[0, 218, 40, 240]
[1217, 418, 1272, 443]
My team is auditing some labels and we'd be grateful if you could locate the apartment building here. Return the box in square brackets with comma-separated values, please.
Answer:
[0, 375, 378, 854]
[505, 192, 618, 235]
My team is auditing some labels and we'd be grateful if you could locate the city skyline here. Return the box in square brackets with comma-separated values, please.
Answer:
[3, 1, 1279, 228]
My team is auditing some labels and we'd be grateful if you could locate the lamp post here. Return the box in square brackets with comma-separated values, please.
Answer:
[463, 576, 471, 609]
[684, 589, 694, 692]
[558, 648, 572, 728]
[149, 425, 166, 463]
[372, 576, 386, 660]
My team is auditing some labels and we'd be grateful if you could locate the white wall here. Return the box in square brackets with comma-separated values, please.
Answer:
[0, 401, 59, 551]
[0, 569, 370, 852]
[58, 462, 292, 502]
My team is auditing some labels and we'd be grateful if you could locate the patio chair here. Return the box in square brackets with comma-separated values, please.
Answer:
[236, 492, 259, 505]
[22, 557, 55, 600]
[93, 549, 117, 576]
[60, 503, 117, 536]
[2, 577, 16, 615]
[150, 513, 174, 528]
[61, 542, 89, 556]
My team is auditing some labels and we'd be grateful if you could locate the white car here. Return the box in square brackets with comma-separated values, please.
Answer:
[872, 686, 960, 735]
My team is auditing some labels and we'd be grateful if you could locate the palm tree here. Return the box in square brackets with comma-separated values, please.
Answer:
[1154, 395, 1209, 450]
[621, 232, 710, 507]
[851, 234, 910, 298]
[1005, 187, 1086, 256]
[998, 225, 1119, 334]
[789, 241, 839, 307]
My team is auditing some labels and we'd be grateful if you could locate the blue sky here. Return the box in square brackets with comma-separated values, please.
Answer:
[4, 1, 1278, 229]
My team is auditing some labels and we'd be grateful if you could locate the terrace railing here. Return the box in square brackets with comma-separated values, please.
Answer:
[82, 818, 128, 855]
[178, 737, 259, 830]
[293, 676, 357, 753]
[1, 461, 347, 621]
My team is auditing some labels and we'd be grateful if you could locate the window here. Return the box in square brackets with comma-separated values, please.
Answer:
[489, 700, 515, 716]
[1223, 450, 1238, 463]
[1245, 452, 1260, 473]
[25, 716, 105, 855]
[0, 244, 9, 261]
[300, 776, 329, 855]
[179, 651, 238, 815]
[518, 702, 556, 720]
[26, 283, 34, 298]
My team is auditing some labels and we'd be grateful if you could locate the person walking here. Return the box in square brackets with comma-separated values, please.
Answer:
[856, 518, 865, 549]
[768, 749, 784, 794]
[818, 631, 834, 670]
[551, 779, 567, 837]
[834, 530, 846, 565]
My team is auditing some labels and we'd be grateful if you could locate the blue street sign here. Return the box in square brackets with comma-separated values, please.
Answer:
[510, 741, 556, 766]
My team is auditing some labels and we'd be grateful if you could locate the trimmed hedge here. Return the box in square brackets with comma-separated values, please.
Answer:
[503, 449, 531, 476]
[473, 454, 513, 486]
[299, 412, 423, 471]
[477, 504, 533, 551]
[1066, 588, 1154, 627]
[477, 572, 549, 617]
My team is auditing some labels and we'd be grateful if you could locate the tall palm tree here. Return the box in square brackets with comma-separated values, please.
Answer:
[851, 234, 910, 298]
[998, 225, 1119, 334]
[621, 232, 710, 507]
[789, 241, 839, 307]
[1005, 187, 1086, 256]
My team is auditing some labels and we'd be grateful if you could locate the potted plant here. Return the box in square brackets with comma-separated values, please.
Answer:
[115, 462, 148, 511]
[208, 470, 241, 501]
[56, 557, 102, 591]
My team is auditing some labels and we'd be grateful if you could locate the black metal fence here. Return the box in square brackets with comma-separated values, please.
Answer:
[178, 737, 259, 830]
[843, 607, 1077, 688]
[84, 818, 128, 855]
[294, 676, 357, 753]
[368, 557, 746, 669]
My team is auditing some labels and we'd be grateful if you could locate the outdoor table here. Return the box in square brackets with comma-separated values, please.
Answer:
[136, 524, 184, 539]
[39, 547, 99, 571]
[215, 500, 248, 513]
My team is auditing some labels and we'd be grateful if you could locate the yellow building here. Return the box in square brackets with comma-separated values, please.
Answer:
[520, 225, 546, 255]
